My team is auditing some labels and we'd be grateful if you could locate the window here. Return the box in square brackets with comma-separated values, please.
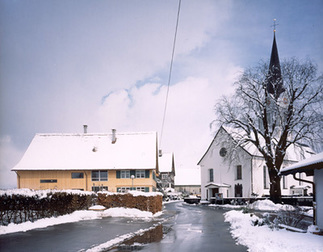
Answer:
[92, 186, 108, 192]
[282, 175, 287, 189]
[209, 169, 214, 182]
[161, 174, 168, 180]
[136, 170, 145, 178]
[298, 173, 302, 186]
[117, 187, 149, 193]
[121, 170, 130, 178]
[236, 165, 242, 180]
[263, 166, 269, 189]
[71, 172, 84, 179]
[91, 171, 108, 181]
[136, 187, 145, 192]
[117, 170, 149, 179]
[40, 179, 57, 183]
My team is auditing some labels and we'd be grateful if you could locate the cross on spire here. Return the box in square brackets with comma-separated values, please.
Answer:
[272, 19, 279, 32]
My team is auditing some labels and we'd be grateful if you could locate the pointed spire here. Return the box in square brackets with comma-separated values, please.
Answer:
[266, 26, 285, 99]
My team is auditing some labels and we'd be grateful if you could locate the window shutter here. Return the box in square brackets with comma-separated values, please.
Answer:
[130, 170, 136, 177]
[145, 187, 149, 192]
[145, 170, 150, 178]
[116, 171, 121, 179]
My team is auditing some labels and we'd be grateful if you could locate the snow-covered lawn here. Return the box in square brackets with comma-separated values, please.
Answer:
[0, 207, 162, 235]
[223, 200, 323, 252]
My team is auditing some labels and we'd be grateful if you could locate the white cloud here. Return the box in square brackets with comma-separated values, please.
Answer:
[93, 63, 239, 185]
[0, 136, 24, 189]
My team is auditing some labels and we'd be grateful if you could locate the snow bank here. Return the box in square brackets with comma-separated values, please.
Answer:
[0, 210, 97, 235]
[89, 205, 106, 211]
[98, 190, 163, 197]
[224, 210, 323, 252]
[0, 188, 94, 198]
[248, 199, 295, 211]
[100, 207, 154, 218]
[0, 207, 161, 235]
[0, 188, 161, 198]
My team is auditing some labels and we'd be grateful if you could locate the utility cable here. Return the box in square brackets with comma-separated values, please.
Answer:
[159, 0, 181, 150]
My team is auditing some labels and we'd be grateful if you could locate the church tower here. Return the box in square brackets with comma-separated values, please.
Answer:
[265, 22, 287, 133]
[266, 31, 285, 99]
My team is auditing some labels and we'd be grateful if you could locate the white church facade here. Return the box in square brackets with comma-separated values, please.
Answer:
[198, 126, 313, 202]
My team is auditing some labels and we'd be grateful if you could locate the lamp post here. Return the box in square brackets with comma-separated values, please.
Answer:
[131, 175, 135, 191]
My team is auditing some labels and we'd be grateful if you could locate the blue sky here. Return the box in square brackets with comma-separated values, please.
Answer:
[1, 0, 322, 188]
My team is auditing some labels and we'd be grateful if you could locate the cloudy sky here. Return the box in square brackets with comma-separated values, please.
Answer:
[0, 0, 322, 189]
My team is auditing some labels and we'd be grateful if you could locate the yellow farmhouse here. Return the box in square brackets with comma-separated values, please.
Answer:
[12, 129, 159, 192]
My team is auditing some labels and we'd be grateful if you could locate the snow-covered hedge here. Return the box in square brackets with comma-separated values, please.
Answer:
[0, 189, 163, 226]
[97, 191, 163, 214]
[0, 189, 95, 226]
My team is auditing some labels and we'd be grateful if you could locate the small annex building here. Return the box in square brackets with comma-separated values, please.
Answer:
[198, 126, 314, 202]
[279, 152, 323, 231]
[12, 129, 159, 193]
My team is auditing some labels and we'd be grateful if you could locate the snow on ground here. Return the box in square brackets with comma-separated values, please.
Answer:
[0, 207, 161, 235]
[248, 199, 295, 211]
[0, 188, 162, 198]
[99, 190, 163, 197]
[0, 188, 94, 198]
[210, 199, 313, 217]
[223, 199, 323, 252]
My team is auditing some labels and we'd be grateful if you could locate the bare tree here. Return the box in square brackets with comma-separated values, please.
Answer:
[215, 58, 323, 203]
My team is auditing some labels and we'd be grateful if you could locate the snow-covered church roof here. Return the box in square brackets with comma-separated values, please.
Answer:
[12, 131, 158, 171]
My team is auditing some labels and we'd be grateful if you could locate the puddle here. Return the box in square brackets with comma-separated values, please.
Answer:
[107, 224, 170, 251]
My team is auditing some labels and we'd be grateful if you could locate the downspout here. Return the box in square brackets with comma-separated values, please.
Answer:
[83, 171, 88, 191]
[250, 157, 254, 196]
[15, 171, 20, 189]
[292, 173, 316, 225]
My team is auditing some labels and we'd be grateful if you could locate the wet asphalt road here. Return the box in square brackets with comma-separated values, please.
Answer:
[0, 216, 160, 252]
[0, 202, 247, 252]
[141, 202, 247, 252]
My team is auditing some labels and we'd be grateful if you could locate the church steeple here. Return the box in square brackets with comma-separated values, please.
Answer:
[266, 28, 285, 99]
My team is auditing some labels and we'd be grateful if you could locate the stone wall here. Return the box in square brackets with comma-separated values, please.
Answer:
[97, 192, 163, 214]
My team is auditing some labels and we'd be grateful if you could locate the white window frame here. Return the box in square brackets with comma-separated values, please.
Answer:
[121, 170, 130, 179]
[136, 170, 145, 178]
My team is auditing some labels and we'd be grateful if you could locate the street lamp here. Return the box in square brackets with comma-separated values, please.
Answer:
[131, 175, 135, 191]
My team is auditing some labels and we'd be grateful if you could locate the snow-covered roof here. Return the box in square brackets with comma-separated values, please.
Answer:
[279, 152, 323, 176]
[205, 182, 231, 188]
[158, 152, 174, 174]
[12, 131, 158, 171]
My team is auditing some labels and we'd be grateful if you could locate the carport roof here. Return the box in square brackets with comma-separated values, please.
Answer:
[279, 152, 323, 176]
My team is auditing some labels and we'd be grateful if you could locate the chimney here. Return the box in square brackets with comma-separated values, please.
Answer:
[111, 129, 117, 144]
[83, 125, 88, 134]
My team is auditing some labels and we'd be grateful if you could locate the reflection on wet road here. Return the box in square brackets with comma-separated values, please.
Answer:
[139, 202, 247, 252]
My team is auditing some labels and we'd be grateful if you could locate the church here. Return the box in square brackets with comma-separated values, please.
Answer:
[198, 30, 314, 202]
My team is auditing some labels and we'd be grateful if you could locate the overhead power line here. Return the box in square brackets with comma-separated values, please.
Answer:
[159, 0, 181, 149]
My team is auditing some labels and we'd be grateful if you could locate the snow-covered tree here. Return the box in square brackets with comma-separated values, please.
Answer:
[214, 58, 322, 203]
